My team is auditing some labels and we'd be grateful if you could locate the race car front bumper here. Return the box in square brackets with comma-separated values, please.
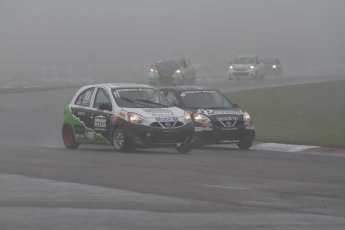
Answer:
[194, 122, 255, 145]
[125, 122, 195, 147]
[228, 69, 256, 79]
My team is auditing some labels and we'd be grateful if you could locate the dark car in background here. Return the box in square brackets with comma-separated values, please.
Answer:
[159, 86, 255, 149]
[262, 57, 283, 77]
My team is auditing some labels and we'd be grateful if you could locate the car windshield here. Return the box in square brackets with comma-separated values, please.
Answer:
[233, 57, 255, 64]
[155, 60, 183, 71]
[180, 90, 233, 109]
[112, 88, 173, 108]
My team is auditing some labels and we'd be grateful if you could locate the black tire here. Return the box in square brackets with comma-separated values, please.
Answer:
[62, 124, 80, 149]
[236, 135, 254, 150]
[175, 143, 193, 154]
[112, 127, 133, 152]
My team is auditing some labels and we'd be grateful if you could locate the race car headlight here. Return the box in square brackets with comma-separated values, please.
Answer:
[175, 69, 181, 74]
[193, 113, 211, 123]
[272, 65, 277, 69]
[128, 113, 147, 124]
[243, 112, 251, 121]
[150, 68, 155, 72]
[229, 65, 233, 69]
[185, 112, 192, 123]
[249, 65, 255, 69]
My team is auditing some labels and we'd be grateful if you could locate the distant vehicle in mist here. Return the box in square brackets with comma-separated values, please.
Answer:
[262, 57, 283, 77]
[228, 55, 265, 80]
[148, 58, 196, 85]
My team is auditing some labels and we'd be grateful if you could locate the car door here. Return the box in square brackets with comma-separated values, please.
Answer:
[71, 87, 96, 142]
[90, 87, 114, 143]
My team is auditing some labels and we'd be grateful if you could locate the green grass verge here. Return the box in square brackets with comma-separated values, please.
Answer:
[0, 85, 81, 94]
[226, 80, 345, 148]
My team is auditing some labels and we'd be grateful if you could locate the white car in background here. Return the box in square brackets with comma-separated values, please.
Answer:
[228, 55, 265, 80]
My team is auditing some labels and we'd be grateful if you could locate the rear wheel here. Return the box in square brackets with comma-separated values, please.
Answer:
[112, 127, 133, 152]
[237, 135, 254, 150]
[175, 143, 193, 154]
[62, 124, 79, 149]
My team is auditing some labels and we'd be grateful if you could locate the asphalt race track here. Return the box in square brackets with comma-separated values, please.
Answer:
[1, 75, 345, 230]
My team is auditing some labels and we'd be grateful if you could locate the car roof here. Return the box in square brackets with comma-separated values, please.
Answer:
[160, 85, 216, 92]
[236, 55, 257, 58]
[162, 57, 184, 60]
[82, 83, 154, 90]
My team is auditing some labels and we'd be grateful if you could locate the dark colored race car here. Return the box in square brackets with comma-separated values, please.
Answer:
[262, 57, 283, 77]
[149, 58, 195, 85]
[159, 86, 255, 149]
[62, 83, 195, 153]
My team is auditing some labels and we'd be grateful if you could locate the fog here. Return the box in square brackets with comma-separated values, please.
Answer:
[1, 0, 345, 85]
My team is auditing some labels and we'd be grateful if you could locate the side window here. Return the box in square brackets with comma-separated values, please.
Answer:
[75, 87, 95, 106]
[81, 88, 95, 106]
[186, 59, 191, 67]
[75, 92, 84, 105]
[93, 88, 111, 109]
[166, 91, 178, 104]
[182, 59, 188, 68]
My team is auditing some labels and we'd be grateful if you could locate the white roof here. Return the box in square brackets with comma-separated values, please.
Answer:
[81, 83, 154, 89]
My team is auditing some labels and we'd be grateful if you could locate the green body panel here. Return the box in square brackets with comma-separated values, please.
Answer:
[63, 105, 108, 145]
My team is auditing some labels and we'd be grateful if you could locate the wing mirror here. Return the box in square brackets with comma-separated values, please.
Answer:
[233, 103, 239, 108]
[99, 103, 112, 111]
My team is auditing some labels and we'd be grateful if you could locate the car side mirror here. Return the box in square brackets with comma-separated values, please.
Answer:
[233, 103, 239, 108]
[99, 103, 112, 111]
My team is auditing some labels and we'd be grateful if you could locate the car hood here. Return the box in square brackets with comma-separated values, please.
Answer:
[122, 107, 186, 118]
[187, 107, 245, 119]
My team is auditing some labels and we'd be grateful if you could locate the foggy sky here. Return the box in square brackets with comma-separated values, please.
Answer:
[1, 0, 345, 83]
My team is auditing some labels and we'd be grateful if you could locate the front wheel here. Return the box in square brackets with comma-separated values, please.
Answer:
[236, 135, 254, 150]
[62, 124, 80, 149]
[112, 127, 133, 152]
[175, 143, 193, 153]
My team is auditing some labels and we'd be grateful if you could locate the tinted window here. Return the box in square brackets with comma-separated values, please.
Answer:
[180, 90, 233, 109]
[155, 60, 183, 71]
[93, 88, 111, 109]
[75, 87, 95, 106]
[233, 57, 256, 64]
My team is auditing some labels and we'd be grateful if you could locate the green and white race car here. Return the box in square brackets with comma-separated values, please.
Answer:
[62, 83, 195, 153]
[148, 58, 195, 85]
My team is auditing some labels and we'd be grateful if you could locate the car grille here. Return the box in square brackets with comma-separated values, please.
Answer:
[214, 121, 244, 127]
[158, 70, 174, 78]
[233, 72, 249, 76]
[150, 121, 184, 128]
